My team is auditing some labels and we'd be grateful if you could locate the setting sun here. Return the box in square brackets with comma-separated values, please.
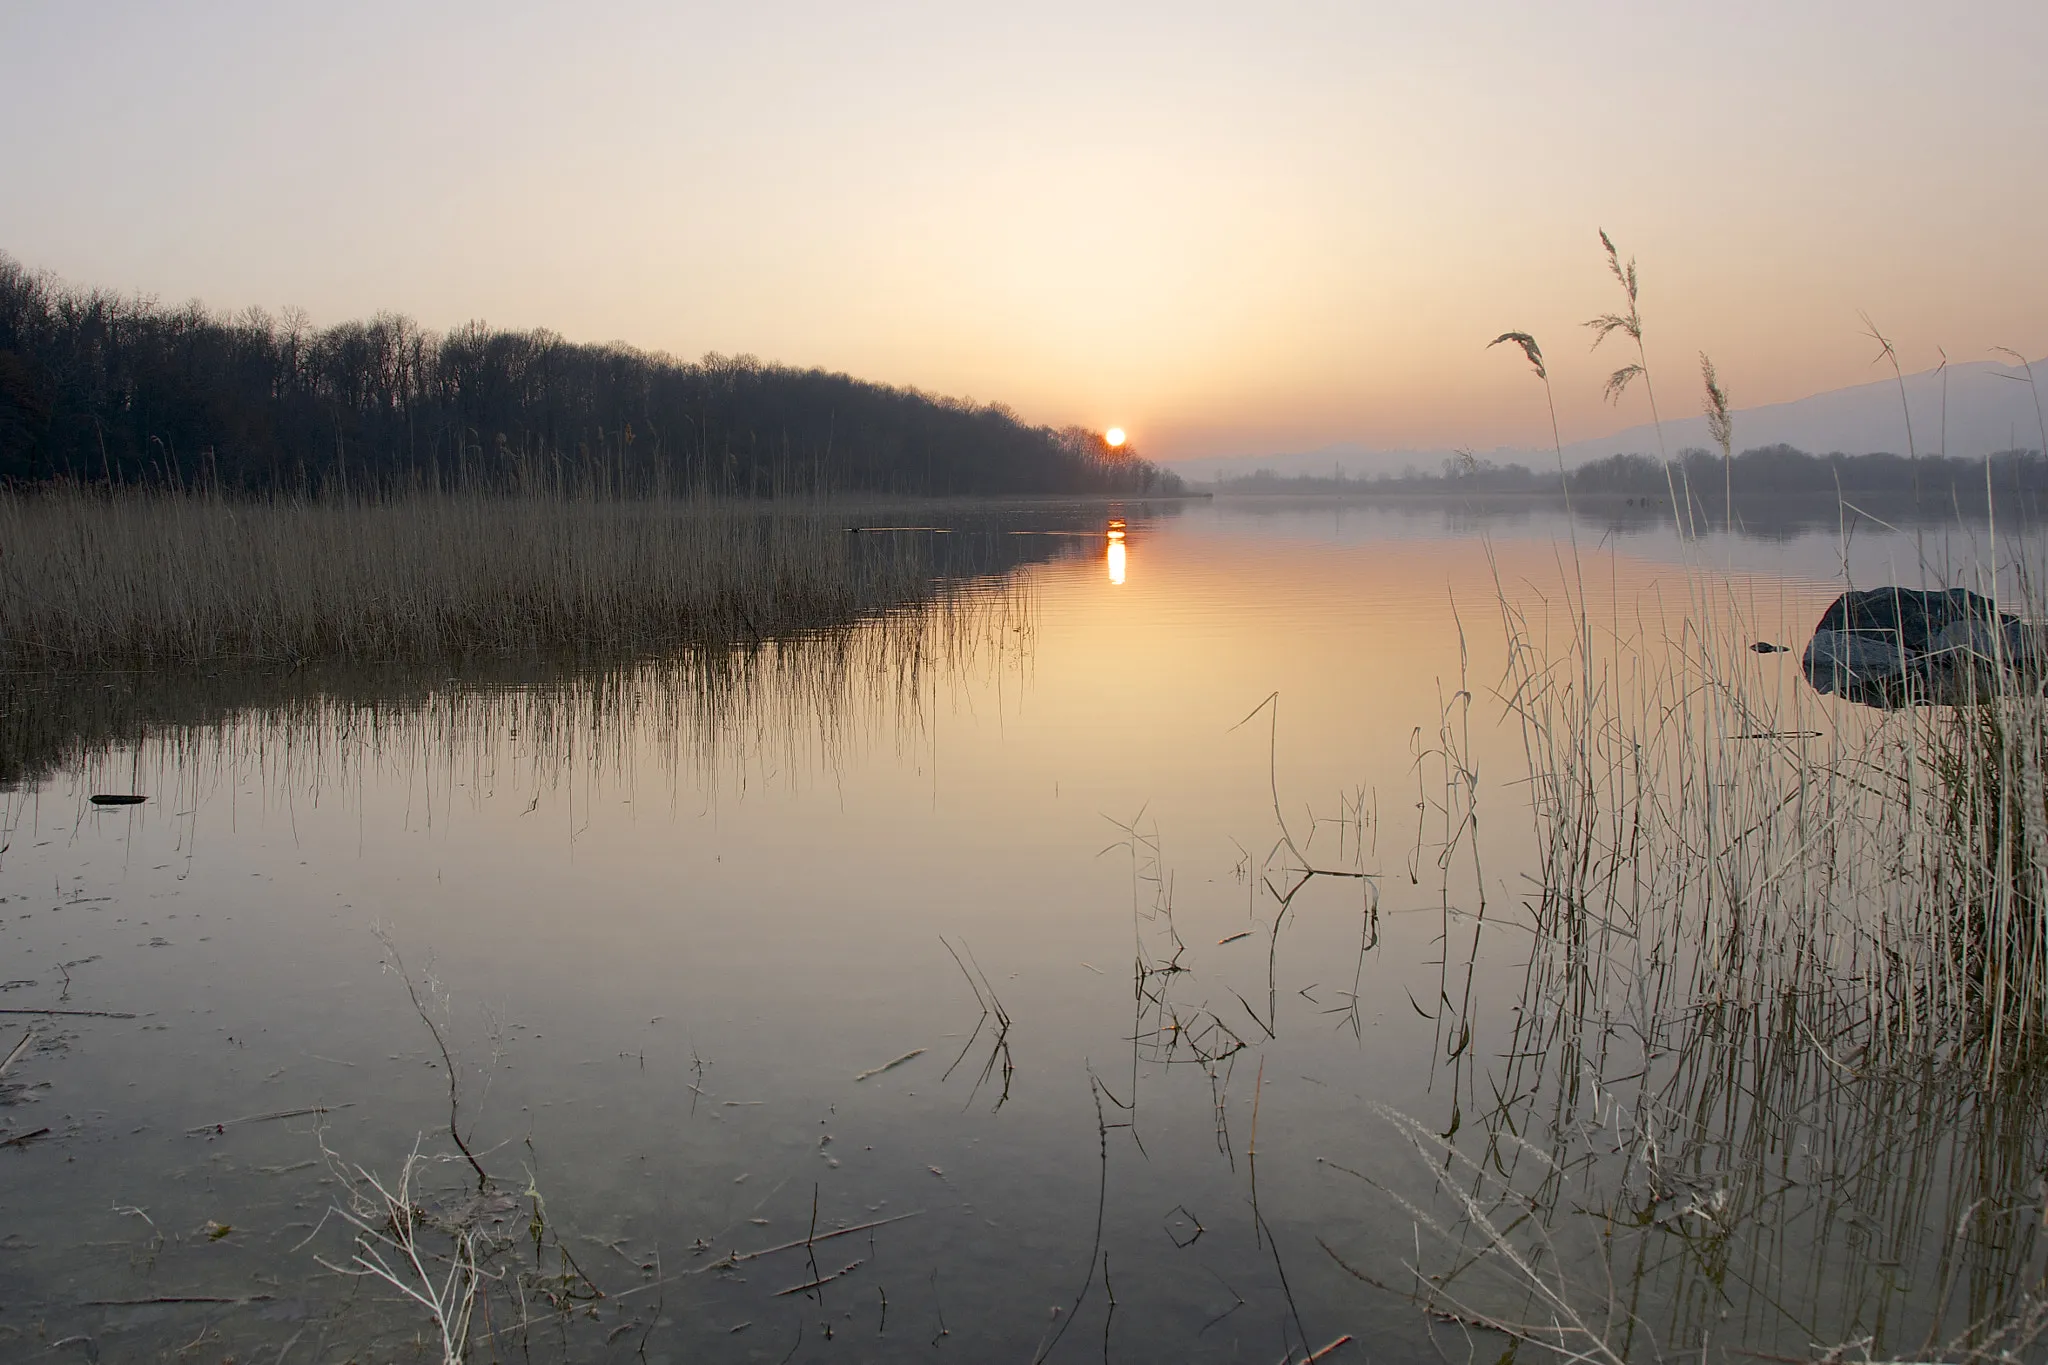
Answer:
[1104, 428, 1126, 448]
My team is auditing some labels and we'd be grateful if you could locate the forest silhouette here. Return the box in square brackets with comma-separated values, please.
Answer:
[0, 253, 1180, 498]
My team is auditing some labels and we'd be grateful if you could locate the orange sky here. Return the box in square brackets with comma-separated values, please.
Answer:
[5, 2, 2044, 459]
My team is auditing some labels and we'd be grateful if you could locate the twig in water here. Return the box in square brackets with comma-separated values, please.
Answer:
[1231, 987, 1276, 1041]
[377, 930, 490, 1189]
[854, 1048, 926, 1082]
[720, 1210, 926, 1264]
[775, 1259, 864, 1297]
[1198, 1268, 1247, 1335]
[186, 1104, 349, 1135]
[1028, 1073, 1113, 1365]
[636, 1289, 661, 1362]
[803, 1182, 823, 1306]
[1250, 1057, 1266, 1166]
[81, 1294, 271, 1307]
[931, 1268, 950, 1347]
[0, 1028, 32, 1079]
[1103, 1253, 1127, 1364]
[0, 1007, 134, 1018]
[939, 937, 1013, 1110]
[1252, 1198, 1313, 1365]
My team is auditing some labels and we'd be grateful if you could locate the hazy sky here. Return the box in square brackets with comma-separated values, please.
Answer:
[4, 1, 2044, 459]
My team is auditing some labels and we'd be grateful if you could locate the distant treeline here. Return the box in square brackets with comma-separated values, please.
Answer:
[1215, 445, 2048, 499]
[0, 253, 1180, 498]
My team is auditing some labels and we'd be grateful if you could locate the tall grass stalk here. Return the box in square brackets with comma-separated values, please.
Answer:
[1588, 229, 1689, 537]
[1379, 508, 2048, 1359]
[1369, 242, 2048, 1360]
[0, 483, 1043, 669]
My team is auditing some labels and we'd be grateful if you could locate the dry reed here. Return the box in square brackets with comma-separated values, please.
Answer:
[0, 483, 1040, 668]
[1358, 235, 2048, 1361]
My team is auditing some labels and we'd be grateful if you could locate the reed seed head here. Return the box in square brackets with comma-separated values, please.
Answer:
[1489, 332, 1548, 381]
[1601, 363, 1645, 405]
[1700, 352, 1732, 456]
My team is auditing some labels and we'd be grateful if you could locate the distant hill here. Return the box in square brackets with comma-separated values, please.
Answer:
[1174, 357, 2048, 483]
[0, 252, 1181, 498]
[1210, 447, 2048, 507]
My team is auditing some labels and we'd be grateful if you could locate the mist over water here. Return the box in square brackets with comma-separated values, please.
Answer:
[5, 498, 2045, 1363]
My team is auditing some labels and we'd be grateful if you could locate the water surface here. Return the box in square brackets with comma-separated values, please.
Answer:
[4, 496, 2040, 1363]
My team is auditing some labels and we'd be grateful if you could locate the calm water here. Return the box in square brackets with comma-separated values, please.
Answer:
[2, 497, 2040, 1363]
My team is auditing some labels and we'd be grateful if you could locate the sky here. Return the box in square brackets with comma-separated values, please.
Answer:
[3, 1, 2045, 461]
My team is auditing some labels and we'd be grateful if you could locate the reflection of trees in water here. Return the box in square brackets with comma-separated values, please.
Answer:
[3, 501, 1195, 791]
[1216, 489, 2048, 546]
[4, 576, 1038, 806]
[1, 499, 1207, 791]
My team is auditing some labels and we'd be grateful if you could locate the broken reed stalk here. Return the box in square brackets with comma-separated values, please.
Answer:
[307, 930, 615, 1363]
[315, 1139, 488, 1365]
[377, 932, 490, 1189]
[0, 1028, 31, 1079]
[938, 936, 1014, 1109]
[1026, 1073, 1115, 1365]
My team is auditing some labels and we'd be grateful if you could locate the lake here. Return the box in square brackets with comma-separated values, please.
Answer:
[5, 495, 2045, 1364]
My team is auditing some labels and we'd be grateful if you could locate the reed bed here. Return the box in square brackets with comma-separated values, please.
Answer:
[1355, 235, 2048, 1361]
[0, 483, 1037, 668]
[1390, 556, 2048, 1359]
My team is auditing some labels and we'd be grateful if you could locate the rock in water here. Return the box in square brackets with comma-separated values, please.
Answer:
[1801, 587, 2043, 707]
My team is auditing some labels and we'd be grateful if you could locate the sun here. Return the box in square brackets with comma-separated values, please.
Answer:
[1104, 427, 1127, 449]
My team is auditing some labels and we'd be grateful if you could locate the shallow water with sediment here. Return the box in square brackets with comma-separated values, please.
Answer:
[4, 495, 2043, 1363]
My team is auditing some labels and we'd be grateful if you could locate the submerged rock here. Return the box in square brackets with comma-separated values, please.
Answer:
[1801, 587, 2044, 707]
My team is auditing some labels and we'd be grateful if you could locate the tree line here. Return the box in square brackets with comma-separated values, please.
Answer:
[0, 253, 1181, 498]
[1215, 443, 2048, 499]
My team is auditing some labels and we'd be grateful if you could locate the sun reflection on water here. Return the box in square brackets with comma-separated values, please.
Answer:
[1106, 519, 1127, 586]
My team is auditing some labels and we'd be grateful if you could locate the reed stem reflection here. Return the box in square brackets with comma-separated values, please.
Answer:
[7, 579, 1037, 821]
